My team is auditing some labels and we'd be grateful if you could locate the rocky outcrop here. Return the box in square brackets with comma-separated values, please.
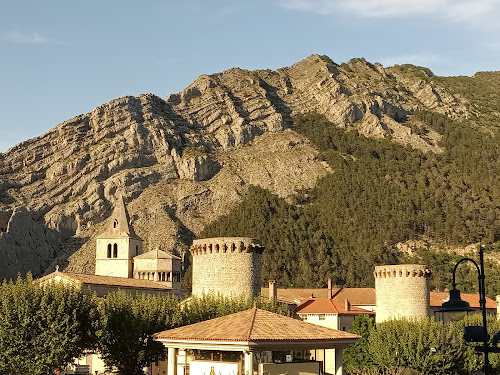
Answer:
[0, 54, 474, 279]
[0, 208, 60, 280]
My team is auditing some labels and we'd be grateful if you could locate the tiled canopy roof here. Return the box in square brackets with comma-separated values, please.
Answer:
[155, 307, 359, 342]
[38, 271, 172, 290]
[294, 298, 375, 315]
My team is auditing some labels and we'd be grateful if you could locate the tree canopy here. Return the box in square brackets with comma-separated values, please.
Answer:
[0, 274, 98, 375]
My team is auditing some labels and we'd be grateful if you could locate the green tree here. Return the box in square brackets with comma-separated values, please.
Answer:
[96, 291, 182, 375]
[181, 293, 290, 326]
[343, 314, 376, 373]
[0, 274, 98, 375]
[368, 318, 472, 375]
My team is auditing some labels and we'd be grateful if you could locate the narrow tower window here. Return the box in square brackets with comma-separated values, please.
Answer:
[113, 219, 118, 229]
[107, 244, 112, 258]
[113, 243, 118, 258]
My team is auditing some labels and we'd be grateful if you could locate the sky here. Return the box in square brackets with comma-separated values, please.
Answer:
[1, 0, 499, 153]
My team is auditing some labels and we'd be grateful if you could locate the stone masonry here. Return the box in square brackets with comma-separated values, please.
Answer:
[190, 237, 264, 298]
[374, 264, 431, 323]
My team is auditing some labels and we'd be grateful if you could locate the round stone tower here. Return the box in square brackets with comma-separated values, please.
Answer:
[190, 237, 264, 298]
[374, 264, 431, 323]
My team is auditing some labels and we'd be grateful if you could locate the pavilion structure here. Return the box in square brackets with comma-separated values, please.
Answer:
[154, 306, 359, 375]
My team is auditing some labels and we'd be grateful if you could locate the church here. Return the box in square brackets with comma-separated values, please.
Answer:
[39, 196, 182, 297]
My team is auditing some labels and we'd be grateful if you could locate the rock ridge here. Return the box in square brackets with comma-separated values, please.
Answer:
[0, 54, 474, 279]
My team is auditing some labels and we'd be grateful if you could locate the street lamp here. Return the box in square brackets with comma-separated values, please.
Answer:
[437, 242, 489, 375]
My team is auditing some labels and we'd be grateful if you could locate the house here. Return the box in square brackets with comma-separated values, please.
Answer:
[293, 298, 374, 375]
[154, 306, 359, 375]
[293, 298, 375, 332]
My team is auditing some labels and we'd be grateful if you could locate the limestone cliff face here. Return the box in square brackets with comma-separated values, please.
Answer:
[0, 55, 473, 279]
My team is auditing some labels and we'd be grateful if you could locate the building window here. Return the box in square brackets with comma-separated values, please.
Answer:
[318, 314, 325, 321]
[341, 326, 347, 331]
[301, 315, 307, 321]
[113, 243, 118, 258]
[107, 244, 112, 258]
[135, 245, 139, 256]
[113, 219, 118, 229]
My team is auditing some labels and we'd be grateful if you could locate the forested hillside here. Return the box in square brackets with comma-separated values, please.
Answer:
[201, 111, 500, 294]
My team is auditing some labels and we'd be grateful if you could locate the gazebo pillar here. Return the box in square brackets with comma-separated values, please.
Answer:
[335, 349, 343, 375]
[167, 347, 177, 375]
[244, 350, 253, 375]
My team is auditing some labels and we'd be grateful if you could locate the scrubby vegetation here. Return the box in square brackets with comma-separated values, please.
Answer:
[202, 111, 500, 293]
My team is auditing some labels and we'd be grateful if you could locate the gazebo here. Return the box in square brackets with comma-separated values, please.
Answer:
[154, 307, 359, 375]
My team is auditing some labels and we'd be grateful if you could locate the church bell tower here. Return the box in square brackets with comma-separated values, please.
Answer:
[95, 196, 143, 278]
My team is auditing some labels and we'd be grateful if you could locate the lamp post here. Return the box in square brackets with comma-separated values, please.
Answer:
[438, 242, 489, 375]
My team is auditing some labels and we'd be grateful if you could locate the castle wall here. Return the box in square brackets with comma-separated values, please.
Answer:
[191, 237, 264, 298]
[374, 264, 431, 323]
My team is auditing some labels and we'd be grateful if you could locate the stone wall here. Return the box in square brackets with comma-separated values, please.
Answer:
[374, 264, 431, 323]
[190, 237, 264, 298]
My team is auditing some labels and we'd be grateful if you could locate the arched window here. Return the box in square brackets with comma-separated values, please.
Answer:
[107, 244, 112, 258]
[113, 243, 118, 258]
[113, 219, 118, 229]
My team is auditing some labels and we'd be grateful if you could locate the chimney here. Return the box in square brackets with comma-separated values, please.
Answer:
[345, 299, 351, 311]
[269, 280, 277, 303]
[328, 278, 333, 300]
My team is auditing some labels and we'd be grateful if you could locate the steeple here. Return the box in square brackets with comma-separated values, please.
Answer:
[101, 195, 138, 238]
[95, 195, 143, 278]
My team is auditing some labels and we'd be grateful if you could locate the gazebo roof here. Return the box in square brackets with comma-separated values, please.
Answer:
[154, 307, 359, 350]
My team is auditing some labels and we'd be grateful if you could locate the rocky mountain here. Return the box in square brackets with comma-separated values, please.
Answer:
[0, 54, 482, 280]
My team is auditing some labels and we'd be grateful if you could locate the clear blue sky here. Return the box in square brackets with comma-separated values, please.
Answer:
[1, 0, 499, 153]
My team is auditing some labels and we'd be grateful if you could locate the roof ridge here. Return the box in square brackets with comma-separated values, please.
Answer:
[331, 286, 343, 299]
[330, 299, 340, 314]
[246, 306, 258, 341]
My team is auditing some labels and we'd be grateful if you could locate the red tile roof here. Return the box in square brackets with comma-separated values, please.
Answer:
[155, 307, 360, 342]
[430, 291, 496, 309]
[294, 298, 375, 315]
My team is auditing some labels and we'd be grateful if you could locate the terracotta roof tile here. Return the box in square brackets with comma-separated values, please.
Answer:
[294, 299, 375, 315]
[134, 248, 181, 260]
[331, 288, 376, 306]
[261, 288, 336, 303]
[38, 271, 172, 290]
[430, 291, 496, 309]
[155, 307, 360, 342]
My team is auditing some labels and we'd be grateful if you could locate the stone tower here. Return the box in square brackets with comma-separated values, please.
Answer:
[374, 264, 431, 323]
[95, 196, 143, 278]
[190, 237, 264, 298]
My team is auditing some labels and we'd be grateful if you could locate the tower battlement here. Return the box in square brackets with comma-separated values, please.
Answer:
[190, 237, 264, 256]
[190, 237, 264, 298]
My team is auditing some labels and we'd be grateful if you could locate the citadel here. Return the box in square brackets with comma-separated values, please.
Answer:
[38, 197, 497, 375]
